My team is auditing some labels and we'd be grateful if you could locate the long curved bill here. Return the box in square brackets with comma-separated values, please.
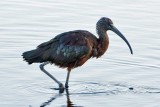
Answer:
[110, 24, 133, 54]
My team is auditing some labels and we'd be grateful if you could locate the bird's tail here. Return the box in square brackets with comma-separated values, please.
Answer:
[22, 49, 45, 64]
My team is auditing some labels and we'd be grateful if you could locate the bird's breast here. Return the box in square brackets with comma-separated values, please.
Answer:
[96, 36, 109, 57]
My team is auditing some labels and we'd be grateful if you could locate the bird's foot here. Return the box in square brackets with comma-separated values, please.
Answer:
[53, 83, 64, 93]
[65, 84, 69, 89]
[59, 83, 65, 93]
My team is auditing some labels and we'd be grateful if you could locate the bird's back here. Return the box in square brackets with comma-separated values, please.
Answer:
[23, 30, 98, 68]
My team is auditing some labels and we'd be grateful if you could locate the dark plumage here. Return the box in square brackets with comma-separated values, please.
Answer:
[22, 17, 133, 92]
[23, 30, 98, 68]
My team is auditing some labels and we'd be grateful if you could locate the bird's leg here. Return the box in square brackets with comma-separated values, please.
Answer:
[39, 62, 64, 93]
[65, 68, 71, 88]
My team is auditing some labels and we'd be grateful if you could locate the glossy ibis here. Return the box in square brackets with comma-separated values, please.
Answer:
[22, 17, 133, 92]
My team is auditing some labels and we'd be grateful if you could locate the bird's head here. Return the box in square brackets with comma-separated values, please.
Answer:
[96, 17, 133, 54]
[96, 17, 114, 31]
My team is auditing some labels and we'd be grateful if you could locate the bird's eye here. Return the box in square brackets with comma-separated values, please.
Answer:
[108, 19, 113, 24]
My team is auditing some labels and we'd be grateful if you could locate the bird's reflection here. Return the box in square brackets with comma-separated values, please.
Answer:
[40, 89, 83, 107]
[65, 89, 75, 107]
[40, 92, 61, 107]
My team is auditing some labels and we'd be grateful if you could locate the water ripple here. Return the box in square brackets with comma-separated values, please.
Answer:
[17, 81, 160, 96]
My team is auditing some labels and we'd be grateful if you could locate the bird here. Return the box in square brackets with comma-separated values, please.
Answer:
[22, 17, 133, 93]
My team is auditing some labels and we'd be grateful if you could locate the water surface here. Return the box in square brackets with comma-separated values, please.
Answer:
[0, 0, 160, 107]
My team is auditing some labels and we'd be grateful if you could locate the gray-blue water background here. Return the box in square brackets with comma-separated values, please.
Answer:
[0, 0, 160, 107]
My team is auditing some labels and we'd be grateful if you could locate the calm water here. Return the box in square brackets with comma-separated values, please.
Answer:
[0, 0, 160, 107]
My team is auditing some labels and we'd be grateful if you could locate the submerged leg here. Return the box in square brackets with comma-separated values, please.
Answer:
[39, 62, 64, 93]
[65, 68, 71, 88]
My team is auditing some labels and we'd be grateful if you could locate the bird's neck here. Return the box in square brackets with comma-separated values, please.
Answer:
[96, 29, 109, 57]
